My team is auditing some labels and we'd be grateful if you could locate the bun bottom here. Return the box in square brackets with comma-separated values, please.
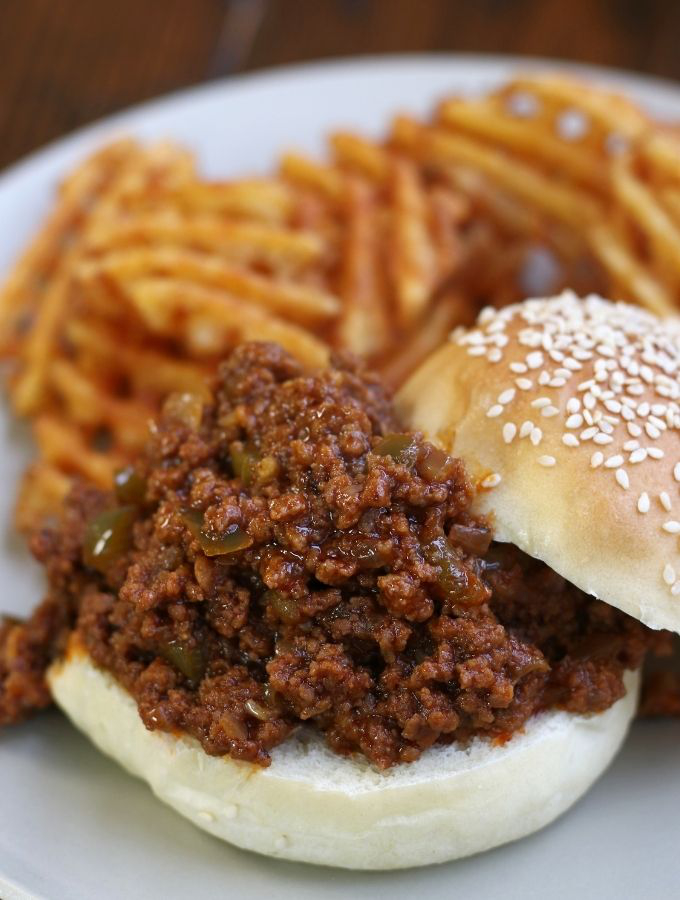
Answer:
[48, 652, 639, 869]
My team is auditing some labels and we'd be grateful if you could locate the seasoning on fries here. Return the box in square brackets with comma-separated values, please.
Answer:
[3, 72, 680, 533]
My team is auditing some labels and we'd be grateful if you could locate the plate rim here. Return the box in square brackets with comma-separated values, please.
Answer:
[2, 51, 680, 193]
[2, 51, 680, 900]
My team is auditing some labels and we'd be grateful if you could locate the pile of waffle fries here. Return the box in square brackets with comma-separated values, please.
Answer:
[3, 73, 680, 531]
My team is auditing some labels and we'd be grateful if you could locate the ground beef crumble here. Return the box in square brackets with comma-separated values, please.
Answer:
[0, 343, 671, 767]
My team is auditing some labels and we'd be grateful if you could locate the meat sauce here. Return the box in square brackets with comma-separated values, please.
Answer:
[0, 343, 668, 767]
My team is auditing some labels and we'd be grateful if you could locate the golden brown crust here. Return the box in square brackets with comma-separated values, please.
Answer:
[397, 292, 680, 633]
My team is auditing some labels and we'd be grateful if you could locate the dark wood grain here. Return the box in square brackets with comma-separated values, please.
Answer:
[1, 0, 679, 171]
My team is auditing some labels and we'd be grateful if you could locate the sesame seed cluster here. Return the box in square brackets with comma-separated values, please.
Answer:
[455, 290, 680, 599]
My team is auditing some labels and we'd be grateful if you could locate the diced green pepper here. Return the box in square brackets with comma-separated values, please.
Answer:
[181, 509, 253, 557]
[374, 433, 419, 466]
[83, 506, 137, 572]
[113, 466, 147, 505]
[159, 640, 207, 685]
[229, 442, 257, 486]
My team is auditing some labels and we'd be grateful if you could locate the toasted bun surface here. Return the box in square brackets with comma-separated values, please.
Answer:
[48, 651, 638, 869]
[397, 292, 680, 634]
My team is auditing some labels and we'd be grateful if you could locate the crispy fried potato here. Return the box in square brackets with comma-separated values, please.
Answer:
[337, 176, 391, 357]
[5, 74, 680, 535]
[78, 248, 340, 325]
[119, 277, 330, 367]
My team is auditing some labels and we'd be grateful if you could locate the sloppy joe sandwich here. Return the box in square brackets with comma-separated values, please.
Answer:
[0, 314, 673, 869]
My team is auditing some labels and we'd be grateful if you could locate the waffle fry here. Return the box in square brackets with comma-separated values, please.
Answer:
[280, 153, 344, 201]
[329, 132, 390, 183]
[438, 97, 608, 190]
[3, 73, 680, 534]
[389, 158, 437, 327]
[78, 248, 341, 325]
[337, 176, 391, 357]
[173, 178, 295, 222]
[120, 278, 331, 366]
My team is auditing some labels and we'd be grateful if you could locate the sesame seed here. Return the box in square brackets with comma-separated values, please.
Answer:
[465, 331, 485, 345]
[672, 582, 680, 596]
[481, 473, 502, 489]
[664, 564, 676, 586]
[487, 348, 503, 363]
[615, 469, 630, 489]
[663, 521, 680, 534]
[638, 492, 650, 513]
[538, 455, 556, 467]
[460, 294, 680, 507]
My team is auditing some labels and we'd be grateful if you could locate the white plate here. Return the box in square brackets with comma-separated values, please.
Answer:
[1, 54, 680, 900]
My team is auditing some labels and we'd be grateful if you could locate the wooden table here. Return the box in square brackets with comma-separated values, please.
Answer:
[1, 0, 678, 170]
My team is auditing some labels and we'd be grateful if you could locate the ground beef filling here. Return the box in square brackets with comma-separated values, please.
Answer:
[0, 343, 668, 767]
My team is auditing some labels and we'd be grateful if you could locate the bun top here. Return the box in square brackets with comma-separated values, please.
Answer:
[397, 291, 680, 633]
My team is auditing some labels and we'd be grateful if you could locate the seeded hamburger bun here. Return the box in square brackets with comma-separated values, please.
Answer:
[48, 649, 638, 870]
[397, 291, 680, 635]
